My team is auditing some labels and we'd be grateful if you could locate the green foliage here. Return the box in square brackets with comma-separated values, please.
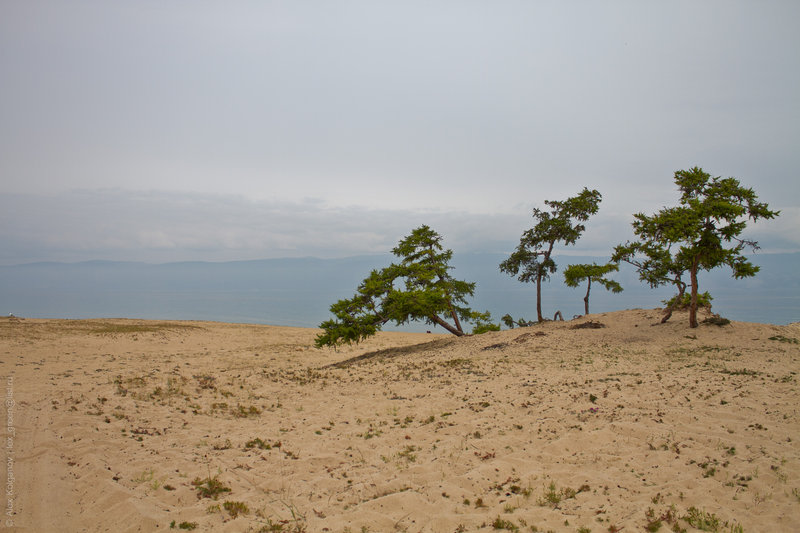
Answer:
[471, 310, 500, 334]
[683, 507, 721, 531]
[563, 262, 623, 314]
[702, 315, 731, 326]
[500, 314, 534, 328]
[491, 517, 519, 531]
[662, 291, 713, 310]
[614, 167, 777, 327]
[222, 500, 249, 518]
[769, 335, 798, 344]
[500, 188, 602, 322]
[191, 476, 231, 500]
[316, 225, 493, 348]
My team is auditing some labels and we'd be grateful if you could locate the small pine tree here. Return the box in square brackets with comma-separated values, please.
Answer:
[563, 262, 623, 315]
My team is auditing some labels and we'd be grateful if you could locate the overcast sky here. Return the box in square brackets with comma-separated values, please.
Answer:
[1, 1, 798, 265]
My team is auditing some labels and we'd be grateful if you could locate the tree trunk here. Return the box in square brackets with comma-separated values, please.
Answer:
[430, 315, 465, 336]
[438, 279, 463, 334]
[536, 271, 544, 322]
[583, 278, 591, 315]
[447, 302, 463, 334]
[689, 257, 699, 328]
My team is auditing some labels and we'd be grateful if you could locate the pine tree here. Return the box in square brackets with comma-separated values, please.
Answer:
[500, 188, 602, 322]
[316, 225, 494, 348]
[613, 167, 778, 327]
[563, 262, 623, 315]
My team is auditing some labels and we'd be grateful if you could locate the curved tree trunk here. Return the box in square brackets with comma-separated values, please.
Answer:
[430, 314, 465, 336]
[447, 302, 463, 334]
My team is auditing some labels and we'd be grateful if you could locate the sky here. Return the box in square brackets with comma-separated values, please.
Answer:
[1, 1, 798, 265]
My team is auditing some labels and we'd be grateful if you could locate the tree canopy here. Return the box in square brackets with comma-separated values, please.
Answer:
[500, 188, 602, 322]
[612, 167, 778, 327]
[315, 225, 494, 348]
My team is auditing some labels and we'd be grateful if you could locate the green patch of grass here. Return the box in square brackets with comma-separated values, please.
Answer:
[359, 424, 383, 439]
[492, 516, 519, 531]
[193, 374, 217, 389]
[720, 368, 760, 376]
[442, 358, 473, 367]
[223, 500, 249, 518]
[169, 521, 198, 531]
[702, 315, 730, 326]
[537, 482, 563, 507]
[683, 507, 720, 531]
[244, 438, 273, 450]
[252, 509, 308, 532]
[769, 335, 798, 344]
[397, 445, 418, 463]
[644, 505, 683, 532]
[191, 476, 231, 500]
[90, 322, 200, 335]
[233, 404, 262, 418]
[669, 344, 736, 358]
[132, 469, 155, 484]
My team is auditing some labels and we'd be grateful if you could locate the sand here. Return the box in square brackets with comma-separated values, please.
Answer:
[1, 308, 799, 532]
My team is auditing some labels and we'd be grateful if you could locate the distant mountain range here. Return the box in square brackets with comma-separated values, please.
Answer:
[1, 252, 797, 328]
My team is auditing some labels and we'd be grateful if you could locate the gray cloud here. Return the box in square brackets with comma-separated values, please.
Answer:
[0, 189, 793, 266]
[0, 190, 519, 263]
[0, 2, 797, 263]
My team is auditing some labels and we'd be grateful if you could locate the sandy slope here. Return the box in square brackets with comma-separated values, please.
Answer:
[1, 309, 799, 532]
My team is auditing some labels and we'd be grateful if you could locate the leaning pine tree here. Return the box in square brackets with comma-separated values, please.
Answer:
[613, 166, 778, 328]
[315, 225, 496, 348]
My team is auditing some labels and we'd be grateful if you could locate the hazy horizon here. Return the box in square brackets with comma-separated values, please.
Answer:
[3, 252, 797, 328]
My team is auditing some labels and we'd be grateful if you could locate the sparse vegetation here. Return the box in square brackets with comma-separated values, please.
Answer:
[191, 476, 231, 500]
[683, 507, 721, 531]
[244, 437, 274, 450]
[536, 481, 583, 507]
[492, 516, 519, 531]
[769, 335, 798, 344]
[90, 322, 199, 335]
[7, 311, 794, 532]
[223, 500, 249, 518]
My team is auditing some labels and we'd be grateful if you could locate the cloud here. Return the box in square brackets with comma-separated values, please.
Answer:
[2, 2, 798, 219]
[1, 188, 795, 266]
[0, 190, 520, 264]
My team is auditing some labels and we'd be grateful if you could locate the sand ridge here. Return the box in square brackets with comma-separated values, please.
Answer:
[1, 309, 799, 532]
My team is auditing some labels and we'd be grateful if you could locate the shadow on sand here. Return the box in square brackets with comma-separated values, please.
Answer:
[323, 337, 456, 369]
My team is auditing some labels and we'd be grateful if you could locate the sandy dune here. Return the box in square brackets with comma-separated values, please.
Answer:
[1, 309, 799, 532]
